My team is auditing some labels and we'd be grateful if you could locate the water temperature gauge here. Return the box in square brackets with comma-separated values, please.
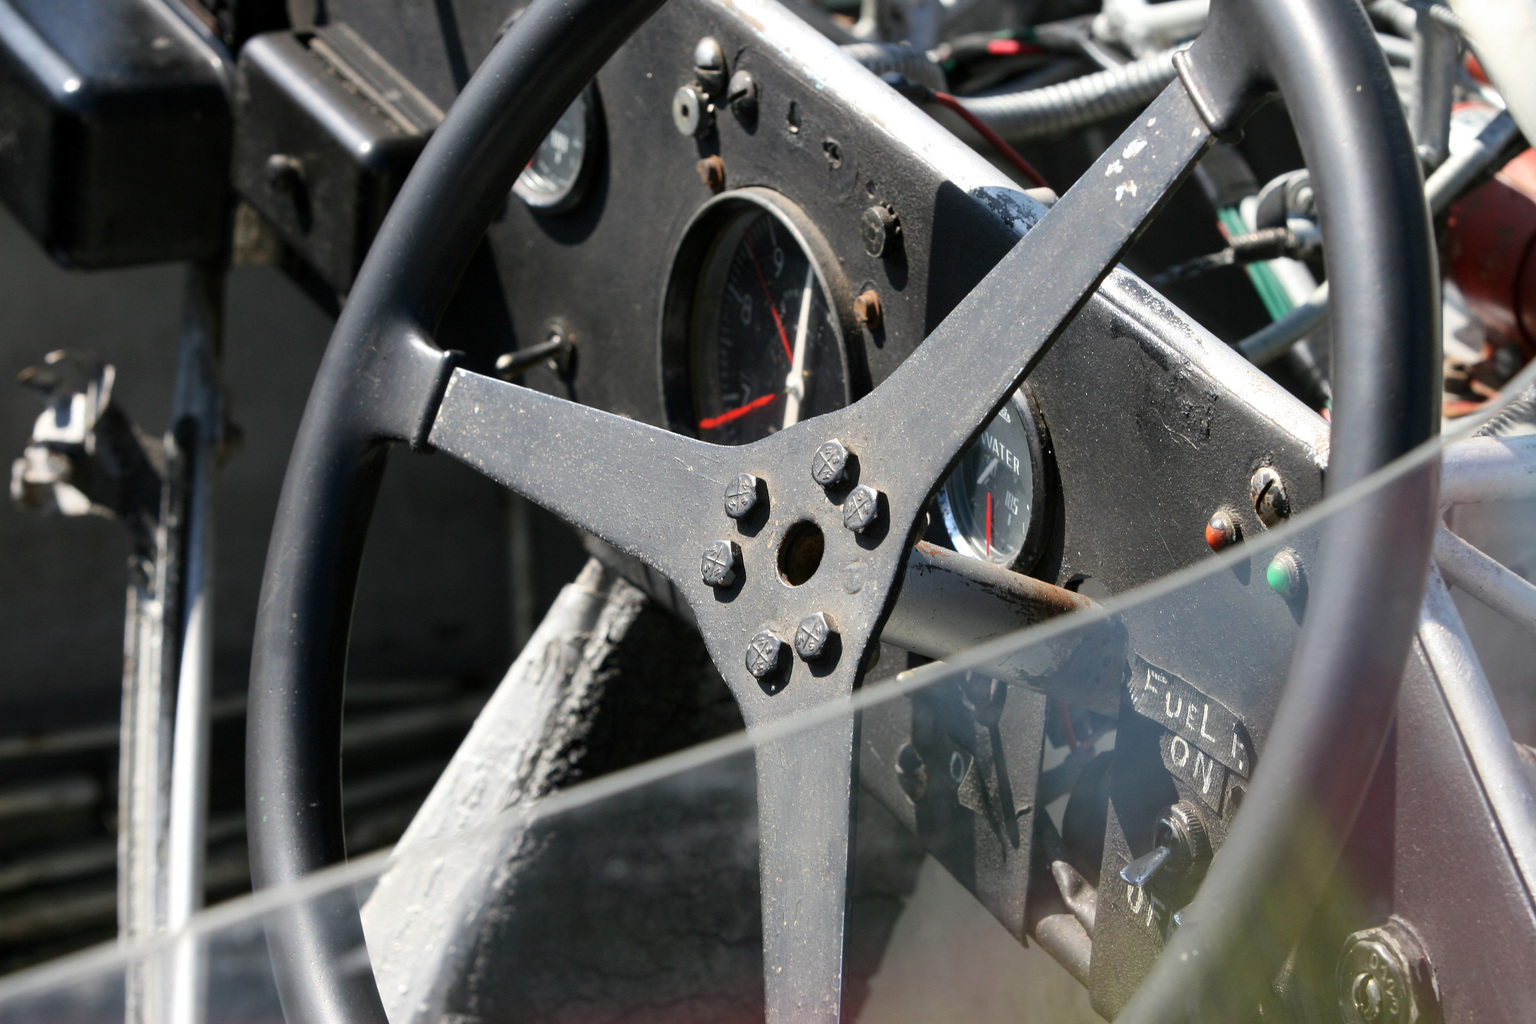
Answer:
[938, 388, 1049, 569]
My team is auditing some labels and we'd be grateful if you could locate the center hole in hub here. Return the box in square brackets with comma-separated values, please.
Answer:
[778, 520, 824, 586]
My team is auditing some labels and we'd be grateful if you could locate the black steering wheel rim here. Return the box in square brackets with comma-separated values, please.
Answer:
[247, 0, 1438, 1021]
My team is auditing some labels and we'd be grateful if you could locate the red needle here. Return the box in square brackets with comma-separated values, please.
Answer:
[699, 391, 781, 430]
[747, 246, 795, 363]
[986, 491, 992, 557]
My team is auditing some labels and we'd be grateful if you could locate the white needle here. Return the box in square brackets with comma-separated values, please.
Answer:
[976, 456, 1000, 486]
[782, 263, 816, 428]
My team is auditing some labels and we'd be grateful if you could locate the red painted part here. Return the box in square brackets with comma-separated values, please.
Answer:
[1467, 51, 1489, 85]
[1204, 518, 1229, 552]
[1446, 144, 1536, 350]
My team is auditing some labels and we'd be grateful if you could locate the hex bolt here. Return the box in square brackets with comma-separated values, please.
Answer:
[853, 289, 883, 331]
[794, 611, 835, 660]
[727, 69, 758, 124]
[724, 472, 761, 519]
[697, 154, 726, 193]
[861, 205, 900, 258]
[1250, 466, 1291, 527]
[672, 84, 710, 138]
[1266, 549, 1304, 597]
[693, 36, 726, 94]
[811, 438, 850, 486]
[1337, 920, 1436, 1024]
[843, 484, 882, 533]
[745, 628, 786, 679]
[1205, 509, 1240, 552]
[700, 539, 739, 588]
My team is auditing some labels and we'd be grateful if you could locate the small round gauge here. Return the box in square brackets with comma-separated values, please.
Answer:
[938, 388, 1049, 569]
[663, 190, 856, 444]
[513, 86, 601, 213]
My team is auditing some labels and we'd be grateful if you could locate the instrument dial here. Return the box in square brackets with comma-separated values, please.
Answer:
[514, 86, 600, 213]
[665, 190, 853, 445]
[938, 389, 1048, 569]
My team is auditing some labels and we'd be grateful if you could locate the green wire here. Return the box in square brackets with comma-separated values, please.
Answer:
[1216, 206, 1294, 321]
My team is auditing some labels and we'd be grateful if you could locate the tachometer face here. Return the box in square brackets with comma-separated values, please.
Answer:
[938, 390, 1047, 569]
[666, 191, 852, 445]
[513, 87, 598, 213]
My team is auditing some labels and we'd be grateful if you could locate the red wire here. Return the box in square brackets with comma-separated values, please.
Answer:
[931, 91, 1051, 190]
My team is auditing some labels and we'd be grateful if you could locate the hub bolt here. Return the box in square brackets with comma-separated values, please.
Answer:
[745, 628, 786, 679]
[794, 611, 836, 660]
[812, 438, 850, 486]
[700, 540, 739, 588]
[724, 472, 761, 519]
[843, 484, 882, 533]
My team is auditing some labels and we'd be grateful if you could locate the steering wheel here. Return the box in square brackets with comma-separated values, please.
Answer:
[246, 0, 1437, 1020]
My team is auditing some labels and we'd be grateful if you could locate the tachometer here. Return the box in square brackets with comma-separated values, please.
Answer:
[663, 189, 855, 444]
[937, 388, 1049, 569]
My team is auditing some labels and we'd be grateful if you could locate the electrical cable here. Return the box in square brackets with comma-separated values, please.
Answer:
[930, 91, 1052, 188]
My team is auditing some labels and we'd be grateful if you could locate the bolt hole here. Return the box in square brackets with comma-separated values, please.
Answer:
[786, 100, 800, 133]
[777, 520, 824, 586]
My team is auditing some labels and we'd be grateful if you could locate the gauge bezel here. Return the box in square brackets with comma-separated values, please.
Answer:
[937, 385, 1051, 571]
[660, 187, 862, 439]
[512, 83, 604, 215]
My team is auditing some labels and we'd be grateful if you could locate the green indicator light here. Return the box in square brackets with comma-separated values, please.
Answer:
[1266, 551, 1301, 596]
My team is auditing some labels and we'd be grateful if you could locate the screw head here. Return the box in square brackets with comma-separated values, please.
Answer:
[696, 154, 726, 193]
[1205, 510, 1239, 552]
[745, 628, 785, 679]
[724, 472, 761, 519]
[794, 612, 835, 660]
[693, 36, 725, 74]
[701, 540, 739, 588]
[843, 484, 882, 533]
[853, 289, 883, 331]
[727, 69, 758, 123]
[812, 439, 849, 486]
[672, 84, 709, 137]
[861, 205, 900, 257]
[1250, 466, 1291, 527]
[1266, 549, 1303, 597]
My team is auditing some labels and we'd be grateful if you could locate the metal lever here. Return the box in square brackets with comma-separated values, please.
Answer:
[1121, 845, 1174, 888]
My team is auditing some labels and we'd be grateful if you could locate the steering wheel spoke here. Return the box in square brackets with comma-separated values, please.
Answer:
[428, 366, 732, 583]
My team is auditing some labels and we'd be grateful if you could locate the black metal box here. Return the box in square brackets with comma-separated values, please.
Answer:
[0, 0, 232, 268]
[233, 25, 441, 292]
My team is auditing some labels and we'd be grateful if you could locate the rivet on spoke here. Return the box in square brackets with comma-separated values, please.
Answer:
[724, 472, 762, 519]
[701, 540, 740, 588]
[745, 628, 786, 679]
[812, 439, 849, 486]
[843, 484, 882, 533]
[794, 612, 836, 661]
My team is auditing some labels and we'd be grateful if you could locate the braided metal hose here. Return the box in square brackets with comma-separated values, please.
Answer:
[840, 41, 948, 91]
[960, 49, 1175, 142]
